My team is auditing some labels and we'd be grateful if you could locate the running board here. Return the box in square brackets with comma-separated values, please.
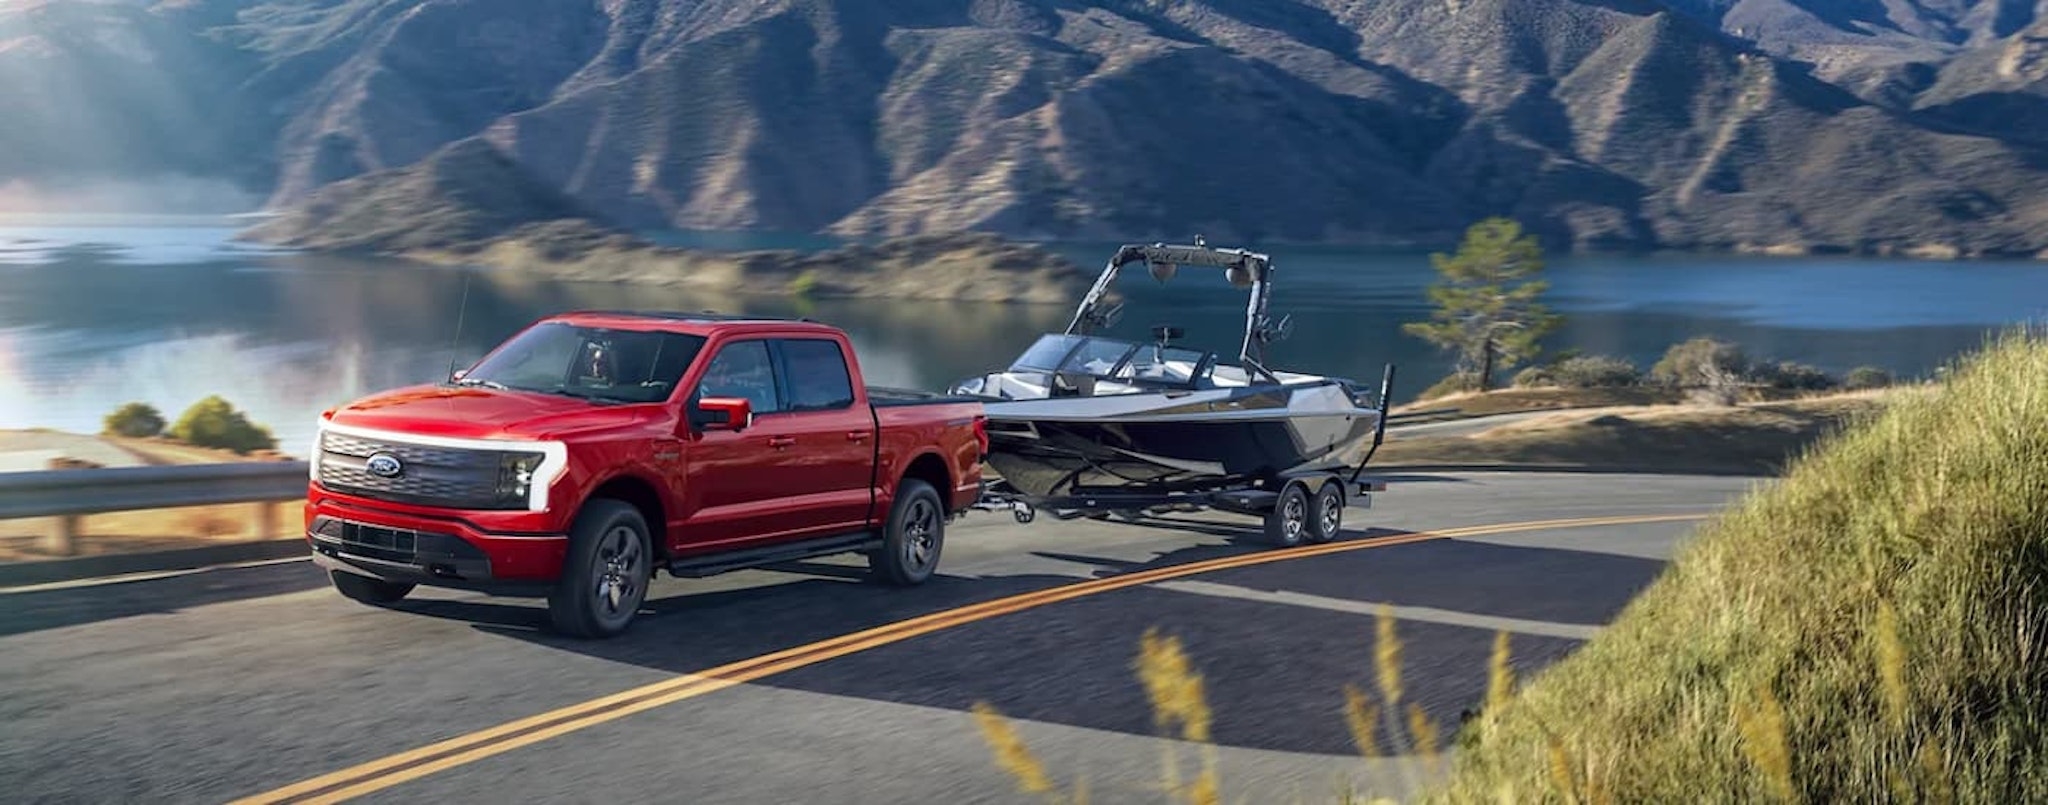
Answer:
[664, 532, 882, 579]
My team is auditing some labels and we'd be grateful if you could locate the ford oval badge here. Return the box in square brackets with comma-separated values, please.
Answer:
[365, 452, 404, 478]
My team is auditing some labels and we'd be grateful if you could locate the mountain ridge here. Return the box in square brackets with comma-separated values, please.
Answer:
[239, 136, 1088, 302]
[6, 0, 2048, 257]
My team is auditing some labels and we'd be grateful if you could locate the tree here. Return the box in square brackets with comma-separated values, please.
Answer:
[169, 395, 277, 454]
[1651, 337, 1748, 387]
[1844, 366, 1894, 390]
[1403, 218, 1562, 391]
[102, 401, 166, 438]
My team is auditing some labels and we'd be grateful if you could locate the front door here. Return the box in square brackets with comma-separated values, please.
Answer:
[679, 339, 804, 549]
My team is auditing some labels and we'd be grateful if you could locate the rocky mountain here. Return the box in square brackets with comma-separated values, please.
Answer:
[241, 137, 594, 252]
[240, 136, 1084, 301]
[6, 0, 2048, 256]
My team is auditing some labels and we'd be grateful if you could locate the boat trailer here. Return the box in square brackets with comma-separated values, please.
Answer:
[972, 365, 1398, 548]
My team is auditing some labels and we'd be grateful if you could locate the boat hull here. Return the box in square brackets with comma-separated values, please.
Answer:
[981, 383, 1381, 497]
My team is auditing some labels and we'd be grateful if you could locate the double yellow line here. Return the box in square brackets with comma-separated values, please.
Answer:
[233, 512, 1704, 804]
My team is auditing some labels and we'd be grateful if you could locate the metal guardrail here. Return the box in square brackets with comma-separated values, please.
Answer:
[0, 462, 310, 519]
[0, 462, 311, 558]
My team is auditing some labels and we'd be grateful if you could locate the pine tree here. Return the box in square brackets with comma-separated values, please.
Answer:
[1403, 218, 1562, 391]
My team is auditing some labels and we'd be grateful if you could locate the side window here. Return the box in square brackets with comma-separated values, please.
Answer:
[779, 339, 855, 412]
[698, 341, 781, 413]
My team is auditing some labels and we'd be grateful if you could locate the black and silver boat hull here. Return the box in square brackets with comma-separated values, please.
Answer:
[981, 382, 1381, 497]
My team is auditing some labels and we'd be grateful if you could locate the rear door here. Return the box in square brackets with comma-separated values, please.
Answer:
[771, 337, 878, 534]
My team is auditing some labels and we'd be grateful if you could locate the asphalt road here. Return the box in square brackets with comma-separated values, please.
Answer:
[0, 471, 1762, 804]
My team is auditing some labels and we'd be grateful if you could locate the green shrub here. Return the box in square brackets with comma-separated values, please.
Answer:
[1752, 360, 1837, 391]
[1844, 365, 1894, 390]
[102, 401, 166, 438]
[1433, 331, 2048, 803]
[169, 395, 277, 454]
[1550, 355, 1641, 388]
[1651, 337, 1747, 387]
[788, 269, 820, 297]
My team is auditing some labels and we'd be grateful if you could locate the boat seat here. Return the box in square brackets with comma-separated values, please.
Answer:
[1051, 372, 1097, 397]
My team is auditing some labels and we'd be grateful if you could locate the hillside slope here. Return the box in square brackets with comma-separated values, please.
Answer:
[1431, 332, 2048, 801]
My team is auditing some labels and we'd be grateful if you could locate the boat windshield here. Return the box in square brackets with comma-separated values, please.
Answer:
[1058, 338, 1139, 376]
[1007, 333, 1219, 388]
[1011, 334, 1144, 373]
[1009, 334, 1087, 371]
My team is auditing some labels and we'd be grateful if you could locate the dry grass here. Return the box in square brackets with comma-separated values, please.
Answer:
[1394, 386, 1681, 417]
[972, 628, 1225, 804]
[1430, 331, 2048, 801]
[1396, 383, 1886, 419]
[105, 434, 297, 465]
[0, 501, 298, 563]
[1378, 392, 1895, 474]
[974, 609, 1476, 804]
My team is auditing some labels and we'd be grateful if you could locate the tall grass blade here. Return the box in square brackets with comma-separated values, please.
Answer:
[971, 701, 1056, 796]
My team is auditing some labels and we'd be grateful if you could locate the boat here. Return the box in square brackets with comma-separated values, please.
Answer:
[950, 240, 1396, 524]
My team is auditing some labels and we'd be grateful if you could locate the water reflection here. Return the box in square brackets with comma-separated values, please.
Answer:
[2, 226, 2043, 459]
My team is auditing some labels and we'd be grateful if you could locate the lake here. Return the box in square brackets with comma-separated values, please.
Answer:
[3, 218, 2044, 459]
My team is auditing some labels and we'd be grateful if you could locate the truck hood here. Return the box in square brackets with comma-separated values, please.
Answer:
[325, 384, 657, 441]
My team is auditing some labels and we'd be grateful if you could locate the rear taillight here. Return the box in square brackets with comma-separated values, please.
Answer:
[973, 415, 989, 457]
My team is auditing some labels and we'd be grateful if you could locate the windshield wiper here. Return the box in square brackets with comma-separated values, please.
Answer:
[453, 377, 508, 390]
[537, 387, 623, 405]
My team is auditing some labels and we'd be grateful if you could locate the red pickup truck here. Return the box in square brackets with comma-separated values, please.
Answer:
[304, 311, 986, 637]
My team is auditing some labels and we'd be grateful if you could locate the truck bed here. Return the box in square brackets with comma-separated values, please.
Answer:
[867, 386, 982, 407]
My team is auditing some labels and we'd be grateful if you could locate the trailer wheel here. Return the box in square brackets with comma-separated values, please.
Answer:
[1264, 482, 1312, 548]
[1306, 481, 1345, 544]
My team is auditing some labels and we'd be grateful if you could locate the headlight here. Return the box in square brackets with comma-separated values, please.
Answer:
[496, 451, 546, 506]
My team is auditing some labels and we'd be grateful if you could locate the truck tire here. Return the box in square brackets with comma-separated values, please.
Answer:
[871, 478, 944, 586]
[330, 571, 413, 605]
[548, 499, 654, 639]
[1264, 481, 1312, 548]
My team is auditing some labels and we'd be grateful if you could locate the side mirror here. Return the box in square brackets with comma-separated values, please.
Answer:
[694, 396, 753, 432]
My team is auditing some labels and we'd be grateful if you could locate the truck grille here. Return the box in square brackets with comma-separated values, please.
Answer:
[316, 431, 529, 510]
[310, 516, 490, 566]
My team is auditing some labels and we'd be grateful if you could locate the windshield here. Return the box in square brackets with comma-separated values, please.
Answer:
[1057, 337, 1138, 376]
[1010, 334, 1086, 371]
[461, 322, 706, 404]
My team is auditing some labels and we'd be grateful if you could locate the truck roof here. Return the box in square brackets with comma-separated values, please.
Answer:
[548, 310, 843, 336]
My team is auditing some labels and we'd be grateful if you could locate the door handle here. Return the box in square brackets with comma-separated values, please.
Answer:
[767, 436, 796, 449]
[846, 431, 871, 442]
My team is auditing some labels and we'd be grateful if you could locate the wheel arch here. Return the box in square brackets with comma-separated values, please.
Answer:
[586, 473, 668, 559]
[900, 451, 951, 504]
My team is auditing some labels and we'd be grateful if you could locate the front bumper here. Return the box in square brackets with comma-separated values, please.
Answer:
[305, 499, 569, 594]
